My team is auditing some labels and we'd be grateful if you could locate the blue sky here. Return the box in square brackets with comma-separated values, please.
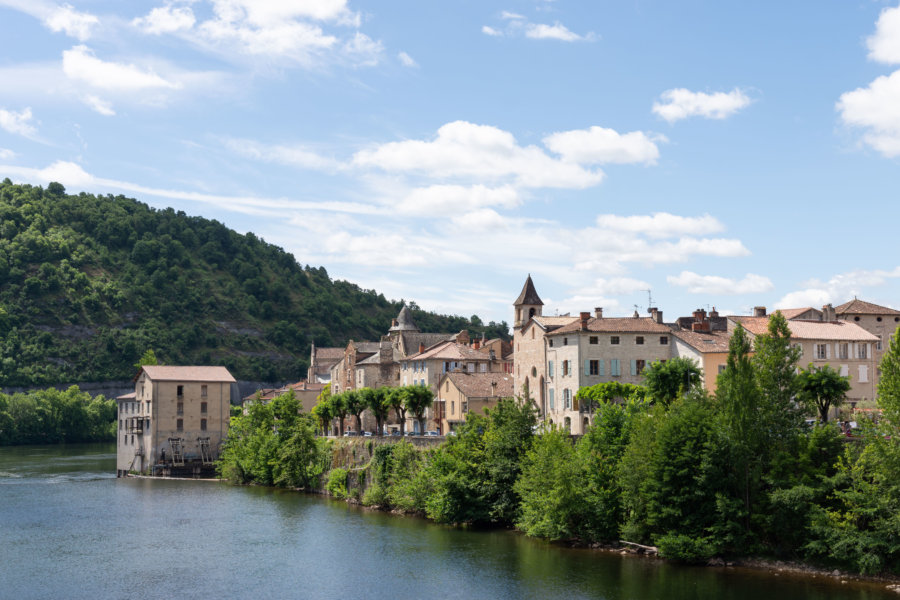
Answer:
[1, 1, 899, 327]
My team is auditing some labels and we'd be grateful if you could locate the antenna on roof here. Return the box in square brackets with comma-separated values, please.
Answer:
[644, 289, 654, 309]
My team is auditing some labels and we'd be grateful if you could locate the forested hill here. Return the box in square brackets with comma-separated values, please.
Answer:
[0, 180, 509, 386]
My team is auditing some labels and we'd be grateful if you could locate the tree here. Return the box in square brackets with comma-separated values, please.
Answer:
[344, 389, 366, 433]
[310, 400, 332, 436]
[753, 310, 803, 439]
[134, 349, 159, 369]
[330, 392, 348, 436]
[576, 382, 647, 419]
[362, 387, 391, 435]
[797, 363, 851, 423]
[401, 385, 434, 434]
[878, 330, 900, 426]
[385, 387, 407, 435]
[643, 357, 701, 407]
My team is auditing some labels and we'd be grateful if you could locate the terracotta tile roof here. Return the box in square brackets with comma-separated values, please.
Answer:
[777, 307, 819, 320]
[407, 340, 490, 361]
[140, 365, 236, 383]
[444, 371, 515, 399]
[672, 329, 732, 353]
[116, 391, 136, 401]
[531, 316, 579, 331]
[731, 316, 879, 341]
[552, 316, 671, 335]
[835, 299, 900, 316]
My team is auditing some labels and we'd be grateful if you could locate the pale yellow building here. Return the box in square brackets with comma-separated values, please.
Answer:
[438, 371, 514, 433]
[116, 365, 236, 477]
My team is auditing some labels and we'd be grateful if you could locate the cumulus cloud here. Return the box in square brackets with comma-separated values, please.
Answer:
[132, 4, 196, 35]
[343, 32, 383, 67]
[83, 94, 115, 116]
[62, 45, 180, 92]
[593, 213, 724, 239]
[652, 88, 752, 123]
[868, 4, 900, 65]
[483, 11, 593, 42]
[776, 267, 900, 309]
[394, 184, 520, 216]
[397, 51, 417, 67]
[543, 126, 663, 165]
[352, 120, 605, 189]
[667, 271, 773, 295]
[837, 70, 900, 157]
[44, 3, 98, 40]
[0, 107, 37, 138]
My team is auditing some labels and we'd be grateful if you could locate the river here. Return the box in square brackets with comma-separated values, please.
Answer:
[0, 444, 894, 600]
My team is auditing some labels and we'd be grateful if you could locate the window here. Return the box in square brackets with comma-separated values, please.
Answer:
[854, 316, 860, 321]
[635, 359, 646, 373]
[877, 317, 883, 322]
[840, 365, 849, 377]
[177, 385, 184, 397]
[660, 336, 669, 345]
[177, 402, 184, 415]
[451, 401, 455, 415]
[589, 360, 600, 375]
[549, 388, 555, 410]
[589, 336, 598, 345]
[563, 337, 568, 346]
[176, 418, 183, 431]
[859, 344, 868, 359]
[531, 367, 537, 377]
[859, 365, 869, 383]
[201, 385, 207, 398]
[119, 419, 123, 430]
[816, 344, 828, 360]
[549, 339, 554, 347]
[877, 339, 883, 351]
[838, 343, 849, 359]
[564, 389, 572, 410]
[611, 359, 621, 377]
[467, 362, 475, 372]
[611, 336, 620, 345]
[531, 329, 535, 339]
[201, 402, 207, 414]
[146, 401, 150, 413]
[636, 336, 644, 345]
[200, 419, 207, 431]
[445, 381, 449, 391]
[548, 360, 554, 378]
[480, 363, 487, 373]
[718, 365, 726, 374]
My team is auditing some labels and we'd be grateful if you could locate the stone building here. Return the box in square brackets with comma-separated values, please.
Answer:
[835, 299, 900, 390]
[545, 309, 672, 433]
[307, 344, 344, 384]
[437, 370, 515, 434]
[116, 365, 237, 477]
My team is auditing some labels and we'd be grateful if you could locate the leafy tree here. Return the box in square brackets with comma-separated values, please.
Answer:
[274, 414, 324, 489]
[330, 392, 348, 436]
[753, 310, 803, 439]
[797, 363, 851, 423]
[401, 385, 434, 434]
[310, 400, 332, 436]
[643, 357, 701, 407]
[360, 387, 391, 435]
[343, 390, 366, 433]
[385, 387, 408, 435]
[576, 381, 647, 418]
[878, 330, 900, 426]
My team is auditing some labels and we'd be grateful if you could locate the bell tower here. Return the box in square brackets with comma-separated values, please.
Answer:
[513, 274, 543, 329]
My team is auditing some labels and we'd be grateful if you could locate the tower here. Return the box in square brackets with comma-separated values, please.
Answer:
[513, 274, 543, 329]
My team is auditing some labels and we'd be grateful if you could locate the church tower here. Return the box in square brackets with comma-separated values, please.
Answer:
[513, 274, 543, 329]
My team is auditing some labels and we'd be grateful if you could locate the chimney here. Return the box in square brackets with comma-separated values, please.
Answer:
[709, 307, 719, 319]
[473, 339, 481, 350]
[691, 320, 710, 332]
[650, 308, 663, 324]
[754, 306, 767, 318]
[580, 311, 590, 330]
[391, 319, 398, 327]
[822, 303, 836, 322]
[418, 342, 425, 354]
[594, 307, 603, 319]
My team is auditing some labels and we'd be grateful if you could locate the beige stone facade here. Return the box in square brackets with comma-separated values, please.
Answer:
[437, 371, 514, 433]
[835, 299, 900, 394]
[116, 365, 235, 476]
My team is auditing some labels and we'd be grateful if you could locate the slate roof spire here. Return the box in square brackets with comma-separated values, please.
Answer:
[513, 274, 543, 306]
[389, 305, 420, 332]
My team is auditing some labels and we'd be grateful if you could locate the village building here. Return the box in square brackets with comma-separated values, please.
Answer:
[512, 275, 578, 416]
[835, 299, 900, 390]
[545, 309, 672, 433]
[242, 380, 326, 413]
[730, 307, 879, 407]
[437, 370, 515, 434]
[116, 365, 237, 477]
[307, 344, 344, 384]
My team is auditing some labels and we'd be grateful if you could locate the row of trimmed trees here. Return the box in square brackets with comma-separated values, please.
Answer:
[310, 384, 435, 436]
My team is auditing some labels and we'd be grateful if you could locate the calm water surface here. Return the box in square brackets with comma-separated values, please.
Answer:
[0, 444, 894, 600]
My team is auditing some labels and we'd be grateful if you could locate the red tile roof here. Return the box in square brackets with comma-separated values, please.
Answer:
[731, 316, 879, 341]
[444, 371, 515, 399]
[552, 316, 671, 335]
[315, 347, 345, 360]
[141, 365, 236, 383]
[671, 329, 732, 353]
[406, 340, 490, 361]
[835, 299, 900, 316]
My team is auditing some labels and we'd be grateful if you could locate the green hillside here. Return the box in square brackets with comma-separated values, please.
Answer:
[0, 179, 509, 386]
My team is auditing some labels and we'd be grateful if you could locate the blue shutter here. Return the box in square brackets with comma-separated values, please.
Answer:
[584, 360, 590, 376]
[599, 360, 605, 376]
[548, 360, 554, 378]
[549, 388, 555, 409]
[611, 359, 619, 376]
[631, 360, 637, 376]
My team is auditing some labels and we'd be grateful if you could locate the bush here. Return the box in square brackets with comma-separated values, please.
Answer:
[326, 467, 349, 500]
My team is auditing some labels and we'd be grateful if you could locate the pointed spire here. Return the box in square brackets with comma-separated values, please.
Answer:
[513, 274, 543, 306]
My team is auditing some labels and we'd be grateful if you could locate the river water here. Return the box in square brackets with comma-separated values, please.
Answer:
[0, 444, 894, 600]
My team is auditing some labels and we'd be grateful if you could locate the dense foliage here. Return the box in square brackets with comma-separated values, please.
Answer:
[0, 385, 116, 445]
[0, 180, 509, 386]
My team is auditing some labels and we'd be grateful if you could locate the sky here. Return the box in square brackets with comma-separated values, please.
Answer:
[1, 1, 899, 328]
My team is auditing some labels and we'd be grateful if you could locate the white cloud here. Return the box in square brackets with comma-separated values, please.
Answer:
[667, 271, 773, 295]
[343, 32, 383, 67]
[525, 22, 582, 42]
[62, 45, 181, 92]
[223, 137, 343, 171]
[132, 4, 196, 35]
[579, 277, 652, 296]
[449, 208, 508, 232]
[776, 267, 900, 309]
[394, 184, 520, 216]
[211, 0, 356, 25]
[593, 213, 724, 239]
[352, 120, 605, 189]
[482, 25, 502, 36]
[0, 107, 37, 138]
[44, 3, 98, 41]
[501, 11, 525, 20]
[652, 88, 752, 123]
[543, 126, 663, 165]
[0, 148, 16, 160]
[398, 51, 417, 68]
[83, 94, 115, 116]
[868, 4, 900, 65]
[837, 69, 900, 157]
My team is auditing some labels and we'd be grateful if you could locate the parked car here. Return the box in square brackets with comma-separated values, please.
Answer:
[343, 430, 359, 437]
[390, 430, 402, 437]
[406, 431, 418, 437]
[424, 430, 440, 437]
[363, 431, 373, 437]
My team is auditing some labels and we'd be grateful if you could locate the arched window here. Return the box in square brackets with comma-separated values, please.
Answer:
[583, 416, 589, 431]
[529, 307, 536, 319]
[564, 417, 571, 432]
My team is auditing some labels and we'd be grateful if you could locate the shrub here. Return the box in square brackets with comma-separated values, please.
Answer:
[326, 468, 349, 500]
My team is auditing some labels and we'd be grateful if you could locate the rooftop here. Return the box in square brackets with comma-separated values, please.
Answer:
[513, 274, 543, 306]
[140, 365, 236, 383]
[444, 371, 515, 399]
[406, 340, 490, 362]
[731, 316, 879, 342]
[672, 329, 732, 353]
[552, 316, 671, 335]
[834, 298, 900, 316]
